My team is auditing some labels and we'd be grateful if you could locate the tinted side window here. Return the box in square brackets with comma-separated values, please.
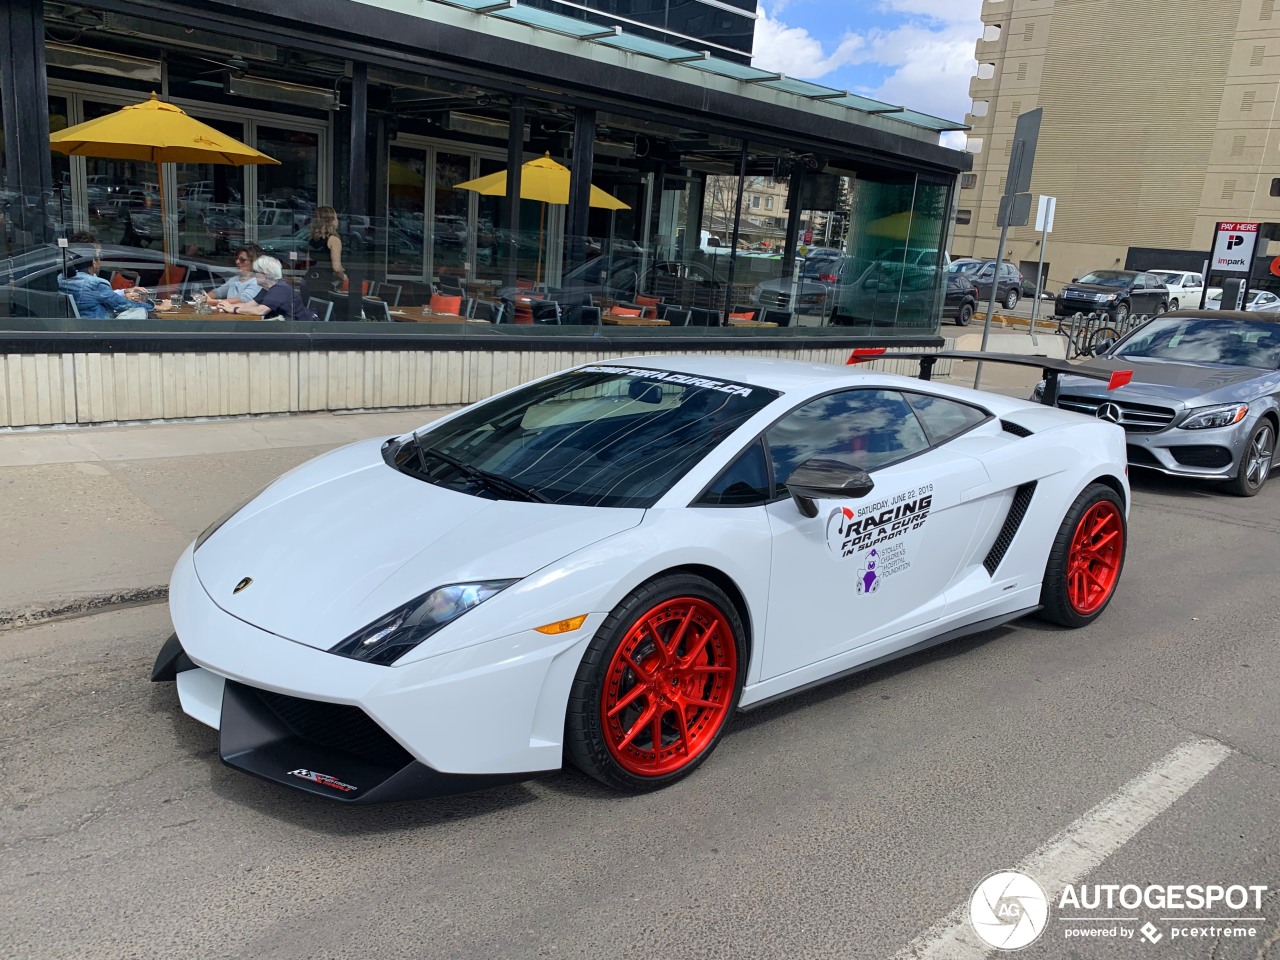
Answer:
[696, 438, 770, 506]
[906, 392, 989, 443]
[766, 390, 929, 489]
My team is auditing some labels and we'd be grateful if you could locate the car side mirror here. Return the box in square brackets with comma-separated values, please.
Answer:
[1071, 277, 1079, 283]
[1094, 337, 1115, 355]
[786, 458, 875, 518]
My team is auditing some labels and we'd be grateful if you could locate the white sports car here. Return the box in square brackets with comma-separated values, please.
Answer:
[153, 353, 1132, 801]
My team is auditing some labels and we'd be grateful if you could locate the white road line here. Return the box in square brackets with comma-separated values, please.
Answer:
[892, 737, 1233, 960]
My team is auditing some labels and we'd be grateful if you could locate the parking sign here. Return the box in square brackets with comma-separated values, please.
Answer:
[1211, 221, 1259, 273]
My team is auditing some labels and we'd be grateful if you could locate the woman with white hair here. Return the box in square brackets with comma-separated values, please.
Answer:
[216, 255, 316, 321]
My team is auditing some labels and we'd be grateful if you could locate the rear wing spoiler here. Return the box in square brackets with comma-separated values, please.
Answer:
[845, 349, 1134, 406]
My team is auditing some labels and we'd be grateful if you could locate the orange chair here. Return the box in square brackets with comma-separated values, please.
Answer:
[634, 294, 662, 318]
[513, 302, 535, 324]
[159, 264, 188, 288]
[728, 310, 757, 322]
[429, 294, 463, 316]
[110, 272, 137, 290]
[611, 307, 642, 317]
[341, 278, 374, 296]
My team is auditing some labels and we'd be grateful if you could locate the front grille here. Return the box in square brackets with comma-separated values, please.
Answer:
[1126, 444, 1163, 467]
[253, 688, 413, 769]
[984, 481, 1037, 575]
[1057, 395, 1177, 433]
[758, 290, 790, 309]
[1170, 445, 1233, 468]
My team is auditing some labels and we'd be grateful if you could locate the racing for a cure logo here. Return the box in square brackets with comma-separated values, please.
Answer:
[826, 485, 933, 559]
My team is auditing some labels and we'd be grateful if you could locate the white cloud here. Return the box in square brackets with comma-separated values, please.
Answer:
[752, 6, 864, 78]
[752, 0, 983, 127]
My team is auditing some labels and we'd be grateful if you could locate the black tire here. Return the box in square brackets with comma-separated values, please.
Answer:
[1113, 301, 1130, 324]
[565, 573, 747, 792]
[956, 302, 974, 326]
[1227, 419, 1276, 497]
[1003, 288, 1020, 310]
[1038, 483, 1127, 628]
[1169, 299, 1179, 311]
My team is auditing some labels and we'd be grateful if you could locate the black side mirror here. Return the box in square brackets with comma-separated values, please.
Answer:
[1071, 277, 1079, 283]
[786, 458, 875, 518]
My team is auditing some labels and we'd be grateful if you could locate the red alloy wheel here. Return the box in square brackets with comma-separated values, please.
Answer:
[599, 597, 738, 778]
[1066, 500, 1124, 616]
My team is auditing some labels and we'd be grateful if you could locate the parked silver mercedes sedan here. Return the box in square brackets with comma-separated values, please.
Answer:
[1036, 310, 1280, 496]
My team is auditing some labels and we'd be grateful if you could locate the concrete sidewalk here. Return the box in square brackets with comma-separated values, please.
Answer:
[0, 361, 1044, 627]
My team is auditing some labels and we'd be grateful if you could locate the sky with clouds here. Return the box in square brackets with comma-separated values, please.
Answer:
[751, 0, 984, 147]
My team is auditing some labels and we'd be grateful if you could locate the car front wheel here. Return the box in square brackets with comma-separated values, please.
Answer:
[1228, 419, 1276, 497]
[1038, 483, 1127, 628]
[1113, 301, 1130, 324]
[566, 574, 746, 791]
[1169, 299, 1179, 311]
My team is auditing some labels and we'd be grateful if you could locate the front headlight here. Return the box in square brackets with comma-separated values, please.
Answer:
[329, 580, 518, 666]
[1179, 404, 1249, 430]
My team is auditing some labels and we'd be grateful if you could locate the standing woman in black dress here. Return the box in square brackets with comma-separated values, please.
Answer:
[304, 205, 348, 296]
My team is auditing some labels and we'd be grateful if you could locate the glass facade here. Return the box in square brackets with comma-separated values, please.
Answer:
[1, 0, 961, 343]
[519, 0, 756, 61]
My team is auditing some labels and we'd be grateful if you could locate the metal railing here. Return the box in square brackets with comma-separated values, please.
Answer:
[1055, 310, 1153, 359]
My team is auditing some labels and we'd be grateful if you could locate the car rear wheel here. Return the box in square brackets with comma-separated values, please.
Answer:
[1169, 298, 1179, 311]
[956, 302, 974, 326]
[566, 574, 746, 791]
[1038, 484, 1127, 628]
[1003, 289, 1020, 310]
[1228, 420, 1275, 497]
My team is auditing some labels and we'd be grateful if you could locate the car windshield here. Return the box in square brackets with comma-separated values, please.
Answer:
[949, 261, 985, 276]
[1151, 272, 1180, 284]
[800, 258, 840, 279]
[389, 368, 779, 508]
[1113, 317, 1280, 368]
[1077, 271, 1131, 286]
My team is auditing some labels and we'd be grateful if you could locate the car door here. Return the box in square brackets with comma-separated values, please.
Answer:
[1138, 274, 1164, 313]
[760, 388, 990, 680]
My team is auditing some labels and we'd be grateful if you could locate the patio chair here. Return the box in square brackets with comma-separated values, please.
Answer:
[159, 264, 188, 289]
[378, 282, 403, 307]
[761, 309, 792, 327]
[110, 271, 138, 290]
[429, 293, 464, 316]
[307, 297, 334, 322]
[362, 298, 393, 322]
[530, 300, 561, 324]
[687, 307, 722, 326]
[662, 308, 691, 326]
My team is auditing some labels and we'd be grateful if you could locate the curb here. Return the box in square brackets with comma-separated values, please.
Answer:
[0, 585, 169, 632]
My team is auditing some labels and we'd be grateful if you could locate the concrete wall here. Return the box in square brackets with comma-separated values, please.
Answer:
[0, 345, 944, 428]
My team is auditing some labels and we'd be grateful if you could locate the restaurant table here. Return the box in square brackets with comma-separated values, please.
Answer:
[392, 307, 492, 324]
[601, 313, 670, 326]
[727, 318, 779, 328]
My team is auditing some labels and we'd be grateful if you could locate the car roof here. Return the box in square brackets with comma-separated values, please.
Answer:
[594, 354, 928, 395]
[1163, 309, 1280, 322]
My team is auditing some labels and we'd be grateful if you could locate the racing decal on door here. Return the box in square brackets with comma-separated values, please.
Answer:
[825, 483, 934, 559]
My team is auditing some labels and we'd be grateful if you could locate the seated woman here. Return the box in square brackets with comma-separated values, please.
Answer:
[58, 235, 162, 319]
[206, 245, 263, 307]
[215, 256, 317, 321]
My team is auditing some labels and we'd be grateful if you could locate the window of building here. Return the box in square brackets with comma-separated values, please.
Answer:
[961, 173, 978, 189]
[751, 195, 760, 208]
[765, 197, 774, 210]
[955, 209, 973, 225]
[1269, 178, 1280, 197]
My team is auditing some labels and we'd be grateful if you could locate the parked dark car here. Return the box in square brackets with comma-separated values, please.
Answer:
[1055, 270, 1168, 324]
[945, 271, 979, 325]
[949, 258, 1024, 310]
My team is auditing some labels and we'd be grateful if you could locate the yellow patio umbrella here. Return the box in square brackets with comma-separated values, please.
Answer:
[454, 152, 629, 286]
[866, 210, 915, 241]
[49, 93, 280, 268]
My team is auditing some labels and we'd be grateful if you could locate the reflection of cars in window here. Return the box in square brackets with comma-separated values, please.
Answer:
[750, 257, 848, 315]
[1150, 269, 1204, 311]
[1205, 289, 1280, 313]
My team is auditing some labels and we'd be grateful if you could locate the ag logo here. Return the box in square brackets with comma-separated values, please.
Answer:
[969, 870, 1049, 950]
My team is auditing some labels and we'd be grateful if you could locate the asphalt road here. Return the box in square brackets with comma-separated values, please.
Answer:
[3, 471, 1280, 960]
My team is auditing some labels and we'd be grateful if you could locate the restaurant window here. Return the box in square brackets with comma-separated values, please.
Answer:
[254, 125, 319, 257]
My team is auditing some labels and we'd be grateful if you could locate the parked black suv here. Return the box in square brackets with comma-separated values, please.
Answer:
[944, 271, 979, 325]
[1054, 270, 1168, 323]
[949, 259, 1025, 310]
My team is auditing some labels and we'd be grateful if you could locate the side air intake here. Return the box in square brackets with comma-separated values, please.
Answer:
[983, 481, 1037, 575]
[1001, 419, 1034, 437]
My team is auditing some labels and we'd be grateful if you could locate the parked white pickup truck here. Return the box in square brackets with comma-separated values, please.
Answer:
[1150, 269, 1205, 311]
